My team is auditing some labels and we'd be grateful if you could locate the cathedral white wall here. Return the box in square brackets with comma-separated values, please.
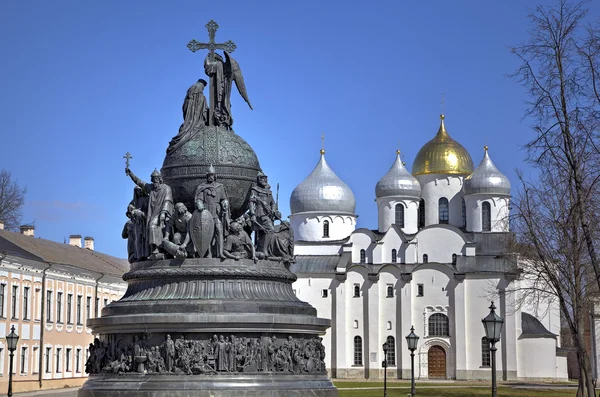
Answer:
[349, 232, 375, 263]
[345, 269, 368, 376]
[289, 213, 356, 242]
[416, 174, 466, 228]
[517, 338, 558, 379]
[414, 227, 466, 263]
[293, 243, 341, 256]
[464, 195, 510, 233]
[376, 198, 419, 234]
[292, 276, 334, 371]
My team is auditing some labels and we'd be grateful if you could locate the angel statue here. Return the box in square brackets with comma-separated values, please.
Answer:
[204, 51, 252, 129]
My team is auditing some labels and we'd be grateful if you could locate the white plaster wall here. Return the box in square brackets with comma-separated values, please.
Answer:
[293, 276, 333, 370]
[464, 195, 510, 233]
[378, 230, 403, 264]
[464, 278, 497, 371]
[293, 243, 342, 256]
[290, 213, 356, 242]
[349, 232, 375, 263]
[346, 269, 368, 369]
[415, 174, 466, 228]
[377, 198, 420, 234]
[411, 267, 451, 337]
[415, 227, 465, 263]
[517, 338, 557, 378]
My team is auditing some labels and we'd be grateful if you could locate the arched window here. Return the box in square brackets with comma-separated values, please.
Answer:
[482, 201, 491, 231]
[353, 284, 360, 298]
[386, 285, 394, 297]
[428, 313, 450, 336]
[395, 204, 405, 228]
[461, 198, 466, 228]
[481, 337, 491, 366]
[423, 254, 428, 264]
[418, 199, 426, 228]
[452, 253, 457, 265]
[391, 249, 397, 263]
[360, 249, 366, 263]
[323, 220, 330, 238]
[438, 197, 449, 224]
[353, 336, 363, 365]
[385, 336, 396, 366]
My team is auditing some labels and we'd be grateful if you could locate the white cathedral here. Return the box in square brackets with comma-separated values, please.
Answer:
[288, 115, 568, 380]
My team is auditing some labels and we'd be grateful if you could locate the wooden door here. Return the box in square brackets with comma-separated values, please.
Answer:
[428, 345, 446, 379]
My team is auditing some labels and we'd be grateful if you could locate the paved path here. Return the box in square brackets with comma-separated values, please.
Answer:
[15, 389, 79, 397]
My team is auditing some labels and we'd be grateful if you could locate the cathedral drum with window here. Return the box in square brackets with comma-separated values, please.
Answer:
[289, 115, 568, 381]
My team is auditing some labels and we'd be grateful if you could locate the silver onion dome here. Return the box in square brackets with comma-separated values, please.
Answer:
[376, 151, 422, 199]
[463, 147, 511, 196]
[290, 151, 356, 214]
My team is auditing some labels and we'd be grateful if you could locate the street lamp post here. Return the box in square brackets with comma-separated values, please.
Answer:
[6, 325, 19, 397]
[405, 326, 420, 397]
[482, 301, 504, 397]
[382, 341, 389, 397]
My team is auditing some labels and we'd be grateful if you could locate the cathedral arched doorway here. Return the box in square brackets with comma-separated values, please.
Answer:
[427, 345, 446, 379]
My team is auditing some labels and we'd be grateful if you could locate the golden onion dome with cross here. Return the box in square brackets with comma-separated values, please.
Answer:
[411, 114, 474, 176]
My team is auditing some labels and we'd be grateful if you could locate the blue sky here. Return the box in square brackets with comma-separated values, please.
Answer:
[2, 1, 598, 258]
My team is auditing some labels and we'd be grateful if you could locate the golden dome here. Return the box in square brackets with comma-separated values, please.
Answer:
[411, 114, 474, 176]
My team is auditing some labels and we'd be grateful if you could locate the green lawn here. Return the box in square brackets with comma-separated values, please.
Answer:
[333, 382, 577, 397]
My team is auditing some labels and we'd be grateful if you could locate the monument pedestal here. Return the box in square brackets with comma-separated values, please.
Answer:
[79, 259, 337, 397]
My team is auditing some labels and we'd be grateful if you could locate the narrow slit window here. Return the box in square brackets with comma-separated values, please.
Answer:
[359, 249, 366, 263]
[482, 201, 491, 231]
[323, 220, 330, 238]
[391, 249, 397, 263]
[395, 204, 405, 228]
[439, 197, 449, 224]
[418, 199, 425, 228]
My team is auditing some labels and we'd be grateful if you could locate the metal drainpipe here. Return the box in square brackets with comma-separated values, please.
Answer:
[94, 273, 105, 319]
[39, 263, 51, 388]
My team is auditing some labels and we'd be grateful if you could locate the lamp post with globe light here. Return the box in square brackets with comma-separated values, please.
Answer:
[382, 341, 389, 397]
[5, 325, 19, 397]
[482, 302, 503, 397]
[405, 326, 419, 397]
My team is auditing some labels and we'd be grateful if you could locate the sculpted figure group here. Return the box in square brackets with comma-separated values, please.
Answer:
[85, 334, 326, 375]
[123, 166, 294, 263]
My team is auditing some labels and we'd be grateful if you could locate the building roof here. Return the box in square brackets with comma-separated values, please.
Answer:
[412, 114, 474, 176]
[376, 152, 421, 199]
[0, 229, 129, 278]
[520, 312, 556, 339]
[463, 147, 511, 196]
[291, 253, 350, 274]
[290, 152, 356, 215]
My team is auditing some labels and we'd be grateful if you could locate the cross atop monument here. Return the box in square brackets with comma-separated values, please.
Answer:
[123, 152, 132, 168]
[187, 20, 237, 62]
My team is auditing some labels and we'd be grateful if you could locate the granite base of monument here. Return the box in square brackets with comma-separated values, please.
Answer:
[79, 258, 337, 397]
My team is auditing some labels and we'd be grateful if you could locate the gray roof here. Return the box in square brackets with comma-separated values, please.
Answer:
[375, 153, 421, 199]
[291, 253, 350, 274]
[520, 312, 556, 339]
[464, 149, 511, 196]
[290, 153, 356, 214]
[0, 229, 129, 278]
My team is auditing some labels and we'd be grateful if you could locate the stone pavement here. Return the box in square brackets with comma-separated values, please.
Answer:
[15, 388, 79, 397]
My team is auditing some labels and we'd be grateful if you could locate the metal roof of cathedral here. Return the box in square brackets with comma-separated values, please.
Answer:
[375, 151, 421, 199]
[290, 151, 356, 214]
[520, 312, 556, 339]
[463, 147, 511, 196]
[412, 114, 474, 176]
[0, 229, 129, 278]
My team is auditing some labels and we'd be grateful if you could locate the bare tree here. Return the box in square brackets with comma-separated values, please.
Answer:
[510, 1, 600, 395]
[0, 169, 27, 231]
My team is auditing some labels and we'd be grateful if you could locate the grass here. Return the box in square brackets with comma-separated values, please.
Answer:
[333, 381, 577, 397]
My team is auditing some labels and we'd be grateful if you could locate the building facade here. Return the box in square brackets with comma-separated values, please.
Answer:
[0, 226, 127, 393]
[290, 115, 568, 381]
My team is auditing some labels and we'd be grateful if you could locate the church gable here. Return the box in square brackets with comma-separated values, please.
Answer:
[415, 226, 468, 263]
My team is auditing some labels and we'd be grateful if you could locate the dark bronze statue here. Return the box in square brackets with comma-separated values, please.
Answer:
[129, 186, 150, 261]
[122, 209, 136, 263]
[192, 166, 229, 258]
[162, 202, 194, 259]
[223, 221, 256, 261]
[167, 79, 208, 154]
[126, 168, 174, 260]
[249, 172, 279, 258]
[204, 52, 252, 128]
